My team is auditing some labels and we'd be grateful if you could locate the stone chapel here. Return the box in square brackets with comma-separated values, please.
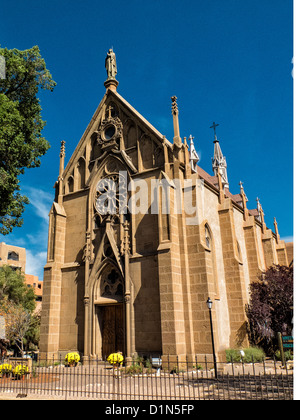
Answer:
[39, 50, 289, 363]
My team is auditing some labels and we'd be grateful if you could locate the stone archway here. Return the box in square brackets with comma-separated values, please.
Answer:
[92, 264, 125, 358]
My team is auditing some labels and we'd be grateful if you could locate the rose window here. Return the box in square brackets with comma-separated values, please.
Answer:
[95, 173, 127, 216]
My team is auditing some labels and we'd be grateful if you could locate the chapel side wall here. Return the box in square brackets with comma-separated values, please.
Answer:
[58, 266, 85, 355]
[262, 230, 278, 268]
[39, 206, 66, 359]
[255, 225, 266, 271]
[187, 184, 231, 356]
[243, 216, 264, 283]
[63, 192, 88, 264]
[218, 198, 249, 348]
[157, 187, 187, 359]
[130, 254, 162, 355]
[277, 243, 288, 266]
[233, 207, 251, 301]
[130, 172, 162, 355]
[56, 193, 87, 354]
[202, 186, 231, 352]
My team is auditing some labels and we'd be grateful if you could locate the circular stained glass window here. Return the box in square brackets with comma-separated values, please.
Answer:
[104, 125, 116, 140]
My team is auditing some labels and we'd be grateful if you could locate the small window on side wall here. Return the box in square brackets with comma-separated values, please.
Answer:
[8, 251, 19, 261]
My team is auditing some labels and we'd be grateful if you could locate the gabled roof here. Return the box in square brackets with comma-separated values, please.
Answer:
[112, 90, 173, 148]
[62, 89, 173, 180]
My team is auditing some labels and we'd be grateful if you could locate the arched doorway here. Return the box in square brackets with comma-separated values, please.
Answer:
[98, 305, 124, 358]
[93, 265, 125, 358]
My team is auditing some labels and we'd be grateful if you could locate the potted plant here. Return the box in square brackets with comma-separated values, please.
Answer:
[13, 364, 29, 380]
[0, 363, 12, 378]
[65, 352, 80, 367]
[107, 352, 124, 379]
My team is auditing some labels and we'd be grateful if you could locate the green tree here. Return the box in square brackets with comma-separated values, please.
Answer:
[24, 310, 41, 351]
[0, 45, 56, 234]
[0, 265, 36, 312]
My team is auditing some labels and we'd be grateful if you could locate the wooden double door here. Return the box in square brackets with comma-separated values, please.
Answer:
[99, 305, 125, 358]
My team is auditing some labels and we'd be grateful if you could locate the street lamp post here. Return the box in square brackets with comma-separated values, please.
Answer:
[206, 297, 218, 379]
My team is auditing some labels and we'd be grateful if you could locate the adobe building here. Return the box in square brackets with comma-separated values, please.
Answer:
[0, 242, 26, 272]
[25, 274, 43, 313]
[39, 49, 289, 363]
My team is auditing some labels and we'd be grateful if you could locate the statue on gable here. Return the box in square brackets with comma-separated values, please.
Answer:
[105, 48, 117, 79]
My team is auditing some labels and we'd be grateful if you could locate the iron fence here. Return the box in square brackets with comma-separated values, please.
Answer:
[0, 355, 293, 400]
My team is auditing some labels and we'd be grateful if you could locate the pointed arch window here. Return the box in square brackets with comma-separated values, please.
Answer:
[68, 176, 74, 193]
[203, 223, 220, 299]
[101, 267, 124, 298]
[205, 225, 211, 249]
[77, 157, 86, 190]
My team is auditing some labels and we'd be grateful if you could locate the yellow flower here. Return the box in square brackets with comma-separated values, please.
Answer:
[0, 363, 12, 373]
[65, 352, 80, 364]
[107, 352, 124, 366]
[13, 365, 28, 376]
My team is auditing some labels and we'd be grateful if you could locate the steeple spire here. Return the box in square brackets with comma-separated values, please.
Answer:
[211, 122, 229, 189]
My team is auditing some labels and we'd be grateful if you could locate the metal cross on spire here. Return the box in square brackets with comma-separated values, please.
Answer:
[210, 122, 219, 142]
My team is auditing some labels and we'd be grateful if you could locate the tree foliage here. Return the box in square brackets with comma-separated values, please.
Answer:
[0, 265, 36, 312]
[0, 45, 56, 234]
[0, 266, 38, 355]
[0, 299, 31, 356]
[246, 265, 293, 353]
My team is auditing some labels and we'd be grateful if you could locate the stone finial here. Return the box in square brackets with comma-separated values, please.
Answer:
[239, 181, 249, 221]
[211, 123, 229, 189]
[189, 135, 200, 173]
[60, 140, 66, 158]
[59, 140, 66, 178]
[171, 96, 178, 115]
[274, 217, 280, 244]
[217, 167, 225, 204]
[171, 96, 182, 148]
[256, 198, 266, 232]
[58, 140, 66, 204]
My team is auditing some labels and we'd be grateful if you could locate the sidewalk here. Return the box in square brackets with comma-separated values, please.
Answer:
[0, 392, 65, 400]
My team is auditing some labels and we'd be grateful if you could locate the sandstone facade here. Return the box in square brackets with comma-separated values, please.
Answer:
[39, 77, 288, 362]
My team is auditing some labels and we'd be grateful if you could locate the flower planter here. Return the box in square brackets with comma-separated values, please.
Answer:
[13, 364, 29, 380]
[0, 364, 12, 378]
[65, 352, 80, 367]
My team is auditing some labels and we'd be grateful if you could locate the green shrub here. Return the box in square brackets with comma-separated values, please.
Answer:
[275, 350, 293, 362]
[125, 364, 143, 375]
[226, 349, 241, 363]
[243, 347, 265, 363]
[226, 347, 265, 363]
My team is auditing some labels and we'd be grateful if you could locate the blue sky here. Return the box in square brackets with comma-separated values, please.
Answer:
[0, 0, 293, 280]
